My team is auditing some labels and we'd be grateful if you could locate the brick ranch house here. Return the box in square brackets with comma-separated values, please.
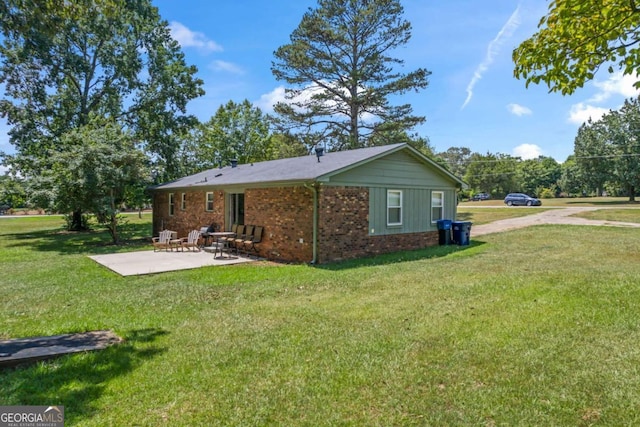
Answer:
[149, 143, 466, 264]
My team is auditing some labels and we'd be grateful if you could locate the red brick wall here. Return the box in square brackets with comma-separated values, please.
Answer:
[152, 190, 224, 238]
[152, 185, 438, 263]
[316, 187, 368, 263]
[316, 186, 438, 263]
[244, 187, 314, 263]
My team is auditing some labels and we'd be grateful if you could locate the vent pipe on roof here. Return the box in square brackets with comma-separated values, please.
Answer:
[230, 159, 238, 168]
[314, 145, 324, 162]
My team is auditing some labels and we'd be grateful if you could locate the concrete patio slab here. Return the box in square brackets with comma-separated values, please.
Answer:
[89, 249, 255, 276]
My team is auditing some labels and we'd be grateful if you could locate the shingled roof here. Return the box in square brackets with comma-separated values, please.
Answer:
[151, 143, 464, 190]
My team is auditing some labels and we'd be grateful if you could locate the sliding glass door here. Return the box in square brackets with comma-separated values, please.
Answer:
[227, 193, 244, 228]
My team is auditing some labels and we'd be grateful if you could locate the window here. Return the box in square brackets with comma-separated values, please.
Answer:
[387, 190, 402, 226]
[432, 191, 444, 222]
[205, 192, 214, 212]
[168, 193, 175, 216]
[181, 193, 187, 210]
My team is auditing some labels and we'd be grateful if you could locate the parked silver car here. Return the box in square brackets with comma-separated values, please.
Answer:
[504, 193, 541, 206]
[470, 192, 490, 201]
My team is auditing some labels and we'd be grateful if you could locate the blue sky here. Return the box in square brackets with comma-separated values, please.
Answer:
[2, 0, 639, 171]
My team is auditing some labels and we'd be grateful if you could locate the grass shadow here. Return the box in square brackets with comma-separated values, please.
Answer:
[0, 328, 168, 424]
[317, 241, 485, 271]
[3, 221, 153, 255]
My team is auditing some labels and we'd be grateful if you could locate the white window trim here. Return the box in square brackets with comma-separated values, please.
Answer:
[387, 189, 403, 226]
[180, 193, 187, 210]
[431, 191, 444, 223]
[168, 193, 175, 216]
[205, 192, 214, 212]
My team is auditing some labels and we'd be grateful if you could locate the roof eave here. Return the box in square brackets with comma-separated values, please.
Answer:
[149, 178, 318, 192]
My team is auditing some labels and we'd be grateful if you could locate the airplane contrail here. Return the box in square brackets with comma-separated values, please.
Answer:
[461, 5, 521, 109]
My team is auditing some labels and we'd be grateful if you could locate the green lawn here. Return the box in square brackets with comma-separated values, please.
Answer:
[2, 216, 640, 425]
[571, 209, 640, 223]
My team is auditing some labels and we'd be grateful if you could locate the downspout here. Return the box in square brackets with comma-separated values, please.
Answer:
[304, 182, 318, 264]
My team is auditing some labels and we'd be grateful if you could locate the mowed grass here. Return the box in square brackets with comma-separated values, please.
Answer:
[2, 216, 640, 425]
[572, 208, 640, 223]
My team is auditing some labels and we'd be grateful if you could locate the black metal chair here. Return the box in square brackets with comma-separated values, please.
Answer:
[234, 225, 253, 255]
[242, 226, 263, 258]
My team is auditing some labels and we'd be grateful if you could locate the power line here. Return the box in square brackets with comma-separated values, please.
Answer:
[437, 152, 640, 165]
[573, 153, 640, 159]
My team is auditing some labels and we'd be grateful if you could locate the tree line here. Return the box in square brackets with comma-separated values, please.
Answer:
[1, 0, 640, 243]
[4, 94, 639, 209]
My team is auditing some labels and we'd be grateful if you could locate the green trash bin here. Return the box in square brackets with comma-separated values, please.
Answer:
[436, 219, 452, 245]
[452, 221, 472, 246]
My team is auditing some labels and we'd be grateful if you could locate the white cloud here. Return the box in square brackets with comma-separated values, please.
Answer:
[209, 60, 244, 75]
[169, 21, 223, 53]
[513, 143, 542, 159]
[461, 6, 521, 109]
[256, 82, 375, 123]
[567, 72, 640, 125]
[568, 103, 610, 125]
[589, 72, 640, 103]
[256, 83, 327, 115]
[255, 86, 286, 113]
[507, 103, 532, 116]
[256, 84, 323, 113]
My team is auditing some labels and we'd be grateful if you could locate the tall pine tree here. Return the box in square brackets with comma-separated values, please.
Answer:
[271, 0, 430, 151]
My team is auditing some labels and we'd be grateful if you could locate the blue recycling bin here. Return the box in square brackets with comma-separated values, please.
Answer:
[452, 221, 472, 246]
[436, 219, 452, 245]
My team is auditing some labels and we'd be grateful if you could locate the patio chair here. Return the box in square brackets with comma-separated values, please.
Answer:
[152, 230, 176, 252]
[242, 226, 263, 258]
[225, 224, 244, 252]
[234, 225, 254, 255]
[219, 224, 238, 244]
[180, 229, 202, 252]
